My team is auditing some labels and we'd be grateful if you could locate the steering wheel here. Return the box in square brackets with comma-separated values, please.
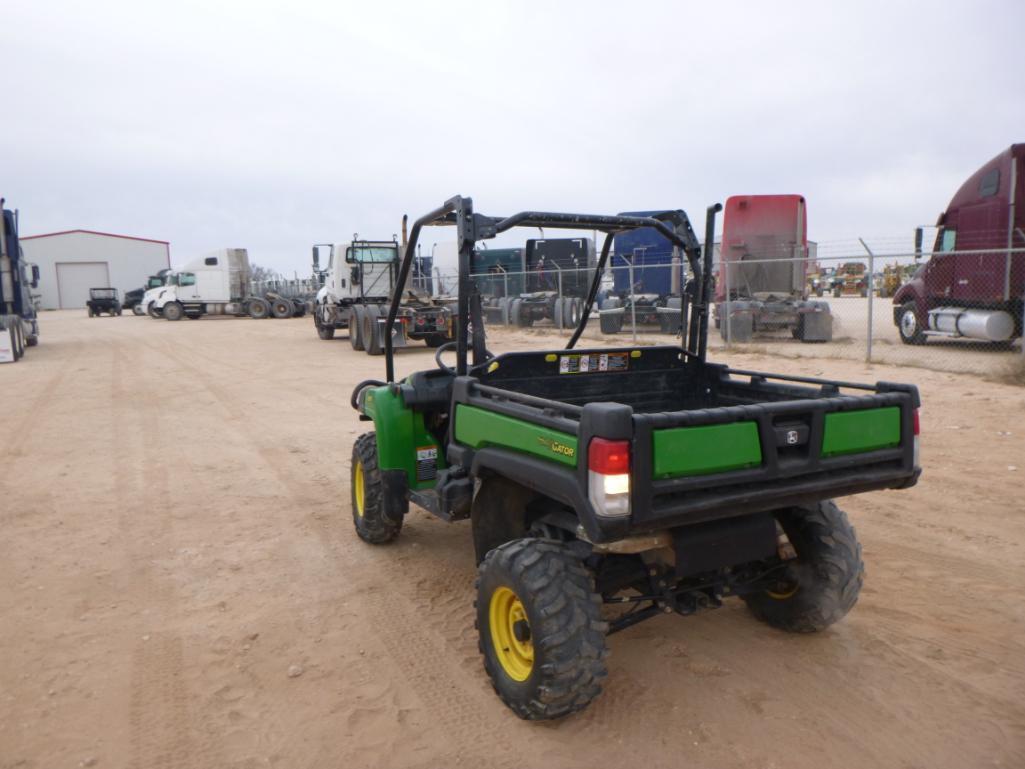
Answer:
[435, 340, 496, 373]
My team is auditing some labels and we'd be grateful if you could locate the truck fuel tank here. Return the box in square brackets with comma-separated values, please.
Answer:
[928, 307, 1015, 341]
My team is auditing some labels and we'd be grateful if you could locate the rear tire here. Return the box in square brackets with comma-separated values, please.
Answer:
[363, 305, 383, 355]
[476, 538, 608, 720]
[742, 501, 864, 633]
[247, 298, 270, 319]
[162, 301, 184, 321]
[351, 432, 403, 544]
[349, 306, 365, 350]
[133, 304, 145, 316]
[271, 298, 294, 319]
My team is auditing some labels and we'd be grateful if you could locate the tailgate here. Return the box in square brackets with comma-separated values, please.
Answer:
[632, 382, 919, 527]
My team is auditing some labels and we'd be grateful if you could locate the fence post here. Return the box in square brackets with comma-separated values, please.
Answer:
[859, 238, 875, 363]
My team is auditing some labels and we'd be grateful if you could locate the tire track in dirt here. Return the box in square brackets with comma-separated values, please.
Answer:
[144, 332, 533, 767]
[109, 336, 218, 769]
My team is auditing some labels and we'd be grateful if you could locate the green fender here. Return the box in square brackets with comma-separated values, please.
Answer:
[361, 385, 446, 489]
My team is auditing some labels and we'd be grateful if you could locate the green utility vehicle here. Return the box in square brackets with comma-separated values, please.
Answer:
[348, 197, 922, 720]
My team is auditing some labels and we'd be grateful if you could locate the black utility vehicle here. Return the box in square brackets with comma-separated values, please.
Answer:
[349, 196, 922, 720]
[86, 288, 121, 317]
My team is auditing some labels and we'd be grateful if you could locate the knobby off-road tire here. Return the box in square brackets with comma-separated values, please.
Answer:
[350, 432, 403, 544]
[475, 538, 609, 720]
[743, 501, 864, 633]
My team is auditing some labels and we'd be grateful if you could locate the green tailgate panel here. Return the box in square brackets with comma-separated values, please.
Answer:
[455, 405, 578, 466]
[653, 422, 762, 478]
[821, 407, 901, 457]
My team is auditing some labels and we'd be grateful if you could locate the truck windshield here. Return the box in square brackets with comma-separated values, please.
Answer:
[347, 246, 396, 263]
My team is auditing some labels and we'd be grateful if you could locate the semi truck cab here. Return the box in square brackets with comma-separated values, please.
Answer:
[894, 143, 1024, 345]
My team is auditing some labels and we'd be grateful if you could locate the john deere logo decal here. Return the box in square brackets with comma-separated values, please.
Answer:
[538, 436, 575, 458]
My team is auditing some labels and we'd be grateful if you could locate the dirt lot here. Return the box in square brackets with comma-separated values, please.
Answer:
[2, 311, 1024, 769]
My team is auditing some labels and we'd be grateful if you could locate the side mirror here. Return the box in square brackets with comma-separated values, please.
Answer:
[350, 266, 360, 284]
[31, 265, 40, 288]
[914, 227, 923, 261]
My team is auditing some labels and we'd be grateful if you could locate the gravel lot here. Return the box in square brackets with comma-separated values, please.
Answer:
[2, 310, 1023, 769]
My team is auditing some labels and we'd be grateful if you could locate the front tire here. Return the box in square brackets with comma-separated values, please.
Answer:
[476, 538, 608, 720]
[162, 301, 184, 321]
[351, 432, 403, 544]
[898, 302, 927, 345]
[742, 501, 864, 633]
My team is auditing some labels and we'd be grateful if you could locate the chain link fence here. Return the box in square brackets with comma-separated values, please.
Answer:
[429, 244, 1024, 378]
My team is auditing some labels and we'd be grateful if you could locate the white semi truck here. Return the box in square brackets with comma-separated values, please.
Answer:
[312, 236, 453, 354]
[146, 248, 300, 321]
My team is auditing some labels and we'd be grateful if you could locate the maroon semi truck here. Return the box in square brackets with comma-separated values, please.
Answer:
[894, 144, 1024, 345]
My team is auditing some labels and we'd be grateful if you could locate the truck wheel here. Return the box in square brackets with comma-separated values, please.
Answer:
[147, 302, 161, 319]
[351, 432, 403, 544]
[363, 305, 383, 355]
[115, 305, 123, 316]
[556, 296, 580, 328]
[349, 307, 365, 350]
[162, 301, 184, 321]
[26, 332, 38, 347]
[271, 298, 294, 319]
[742, 501, 864, 633]
[511, 298, 532, 328]
[475, 538, 608, 720]
[553, 297, 565, 329]
[315, 308, 335, 340]
[248, 298, 270, 319]
[898, 302, 927, 345]
[832, 286, 841, 298]
[87, 306, 95, 317]
[133, 303, 145, 316]
[424, 333, 448, 348]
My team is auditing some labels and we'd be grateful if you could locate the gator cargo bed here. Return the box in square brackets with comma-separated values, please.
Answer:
[447, 345, 920, 540]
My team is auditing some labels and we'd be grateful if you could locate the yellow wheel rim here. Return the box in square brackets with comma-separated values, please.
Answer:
[488, 586, 533, 682]
[767, 581, 799, 600]
[354, 461, 365, 518]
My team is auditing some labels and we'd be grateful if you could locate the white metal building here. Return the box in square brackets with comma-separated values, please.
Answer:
[20, 229, 170, 310]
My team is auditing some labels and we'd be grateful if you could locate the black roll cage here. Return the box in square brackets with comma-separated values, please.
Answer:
[384, 195, 722, 382]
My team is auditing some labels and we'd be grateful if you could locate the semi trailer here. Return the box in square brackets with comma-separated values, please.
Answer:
[894, 143, 1024, 346]
[312, 233, 453, 354]
[714, 195, 831, 343]
[0, 199, 40, 362]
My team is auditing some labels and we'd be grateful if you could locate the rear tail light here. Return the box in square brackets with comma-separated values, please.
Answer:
[588, 438, 631, 518]
[913, 408, 920, 466]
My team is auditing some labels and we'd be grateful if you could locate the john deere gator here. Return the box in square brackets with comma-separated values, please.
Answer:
[348, 196, 922, 720]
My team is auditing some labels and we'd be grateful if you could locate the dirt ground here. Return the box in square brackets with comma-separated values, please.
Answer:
[2, 311, 1024, 769]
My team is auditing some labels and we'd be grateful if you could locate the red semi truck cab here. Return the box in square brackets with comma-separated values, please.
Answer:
[893, 144, 1024, 345]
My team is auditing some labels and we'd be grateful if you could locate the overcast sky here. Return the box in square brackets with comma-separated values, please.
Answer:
[2, 0, 1022, 274]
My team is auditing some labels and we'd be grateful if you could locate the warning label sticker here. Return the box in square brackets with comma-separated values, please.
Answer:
[558, 352, 629, 374]
[415, 446, 438, 482]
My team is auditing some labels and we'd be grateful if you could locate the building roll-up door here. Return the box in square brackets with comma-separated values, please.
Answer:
[56, 261, 111, 309]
